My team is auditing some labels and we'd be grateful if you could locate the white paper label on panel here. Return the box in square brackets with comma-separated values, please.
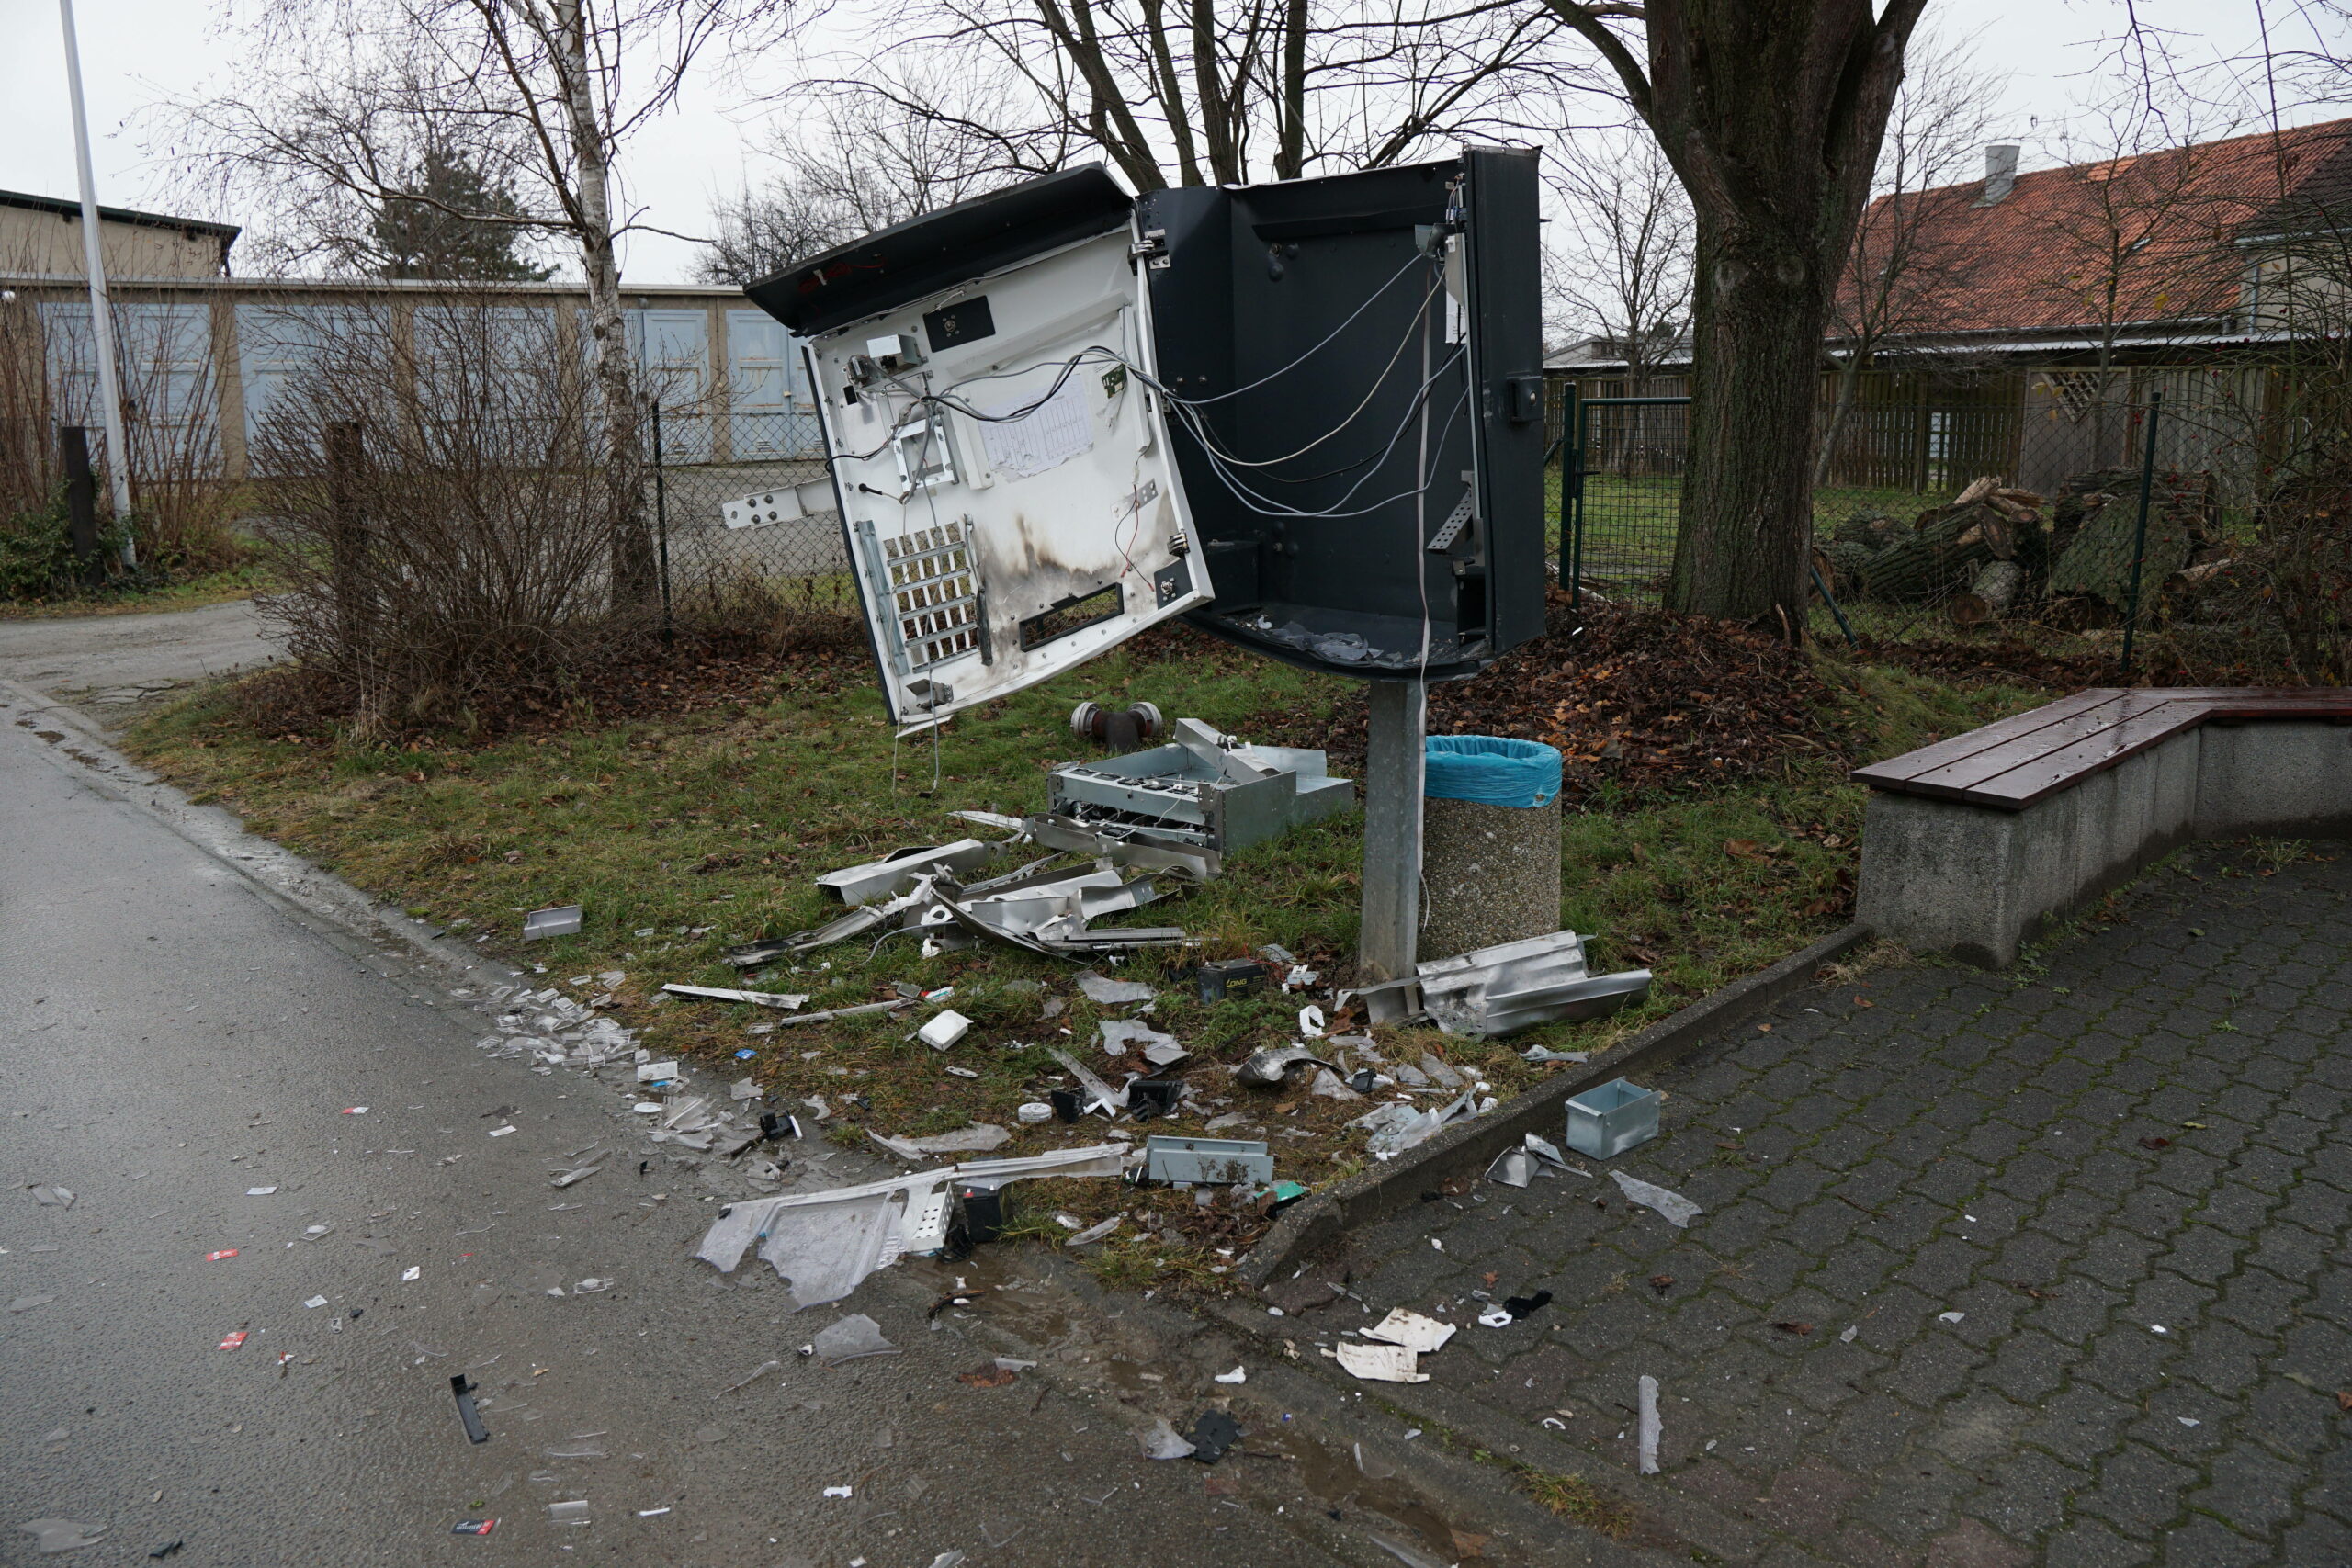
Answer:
[978, 375, 1094, 479]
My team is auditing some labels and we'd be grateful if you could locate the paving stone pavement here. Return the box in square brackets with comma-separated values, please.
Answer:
[1341, 842, 2352, 1567]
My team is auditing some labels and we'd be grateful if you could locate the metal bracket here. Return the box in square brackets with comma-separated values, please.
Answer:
[1426, 492, 1476, 553]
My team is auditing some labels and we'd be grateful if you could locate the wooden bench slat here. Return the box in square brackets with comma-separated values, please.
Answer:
[1856, 687, 2352, 809]
[1865, 691, 2185, 802]
[1849, 689, 2124, 789]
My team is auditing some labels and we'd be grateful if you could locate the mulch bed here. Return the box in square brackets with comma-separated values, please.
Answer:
[1235, 595, 1857, 805]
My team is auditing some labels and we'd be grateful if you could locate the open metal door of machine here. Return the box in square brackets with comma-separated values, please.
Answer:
[743, 169, 1211, 730]
[1136, 147, 1546, 681]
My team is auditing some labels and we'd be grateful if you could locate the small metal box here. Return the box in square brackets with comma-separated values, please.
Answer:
[1141, 1134, 1274, 1186]
[1563, 1077, 1659, 1160]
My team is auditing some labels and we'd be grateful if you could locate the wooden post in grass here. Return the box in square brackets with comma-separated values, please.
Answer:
[59, 425, 103, 587]
[1357, 679, 1427, 983]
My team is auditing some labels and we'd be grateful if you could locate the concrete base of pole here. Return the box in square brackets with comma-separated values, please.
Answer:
[1419, 795, 1562, 961]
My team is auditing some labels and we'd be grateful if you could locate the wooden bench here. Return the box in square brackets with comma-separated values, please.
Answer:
[1851, 687, 2352, 966]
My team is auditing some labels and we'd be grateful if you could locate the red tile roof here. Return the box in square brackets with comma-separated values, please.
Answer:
[1835, 117, 2352, 342]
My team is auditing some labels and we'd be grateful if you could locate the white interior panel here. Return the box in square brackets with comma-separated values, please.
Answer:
[807, 230, 1209, 728]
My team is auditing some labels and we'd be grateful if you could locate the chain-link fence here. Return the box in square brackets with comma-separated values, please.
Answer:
[1559, 386, 2244, 662]
[648, 404, 861, 628]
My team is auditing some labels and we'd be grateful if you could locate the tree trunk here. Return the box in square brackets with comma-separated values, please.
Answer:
[1669, 207, 1824, 626]
[556, 0, 653, 613]
[1948, 559, 2021, 627]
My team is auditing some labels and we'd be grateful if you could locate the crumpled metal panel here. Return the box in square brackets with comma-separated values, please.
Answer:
[1417, 930, 1652, 1038]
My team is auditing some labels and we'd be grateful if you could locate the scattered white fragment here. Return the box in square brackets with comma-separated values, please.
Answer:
[1016, 1102, 1054, 1124]
[1838, 1325, 1858, 1343]
[1067, 1216, 1123, 1247]
[27, 1186, 75, 1209]
[246, 1186, 278, 1197]
[1608, 1170, 1702, 1228]
[1076, 973, 1155, 1006]
[1363, 1309, 1455, 1355]
[1334, 1341, 1429, 1384]
[1637, 1374, 1662, 1474]
[637, 1061, 680, 1083]
[342, 1107, 369, 1115]
[810, 1314, 898, 1363]
[550, 1168, 600, 1189]
[572, 1278, 613, 1294]
[1430, 1237, 1443, 1251]
[488, 1126, 516, 1138]
[1938, 1312, 1965, 1325]
[2151, 1324, 2167, 1334]
[1477, 1306, 1513, 1329]
[1298, 1005, 1326, 1038]
[8, 1296, 55, 1314]
[304, 1295, 328, 1309]
[401, 1266, 422, 1282]
[548, 1500, 591, 1525]
[636, 1507, 670, 1517]
[17, 1518, 106, 1553]
[822, 1486, 854, 1500]
[2178, 1417, 2200, 1427]
[918, 1010, 973, 1051]
[1138, 1416, 1195, 1460]
[632, 1103, 662, 1114]
[1214, 1366, 1247, 1384]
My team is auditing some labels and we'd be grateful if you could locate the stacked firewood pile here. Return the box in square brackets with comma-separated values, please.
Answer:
[1818, 469, 2218, 629]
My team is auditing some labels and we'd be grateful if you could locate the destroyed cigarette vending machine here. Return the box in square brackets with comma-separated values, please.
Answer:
[742, 148, 1546, 726]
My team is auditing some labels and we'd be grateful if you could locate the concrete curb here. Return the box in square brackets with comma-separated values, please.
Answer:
[1236, 920, 1875, 1288]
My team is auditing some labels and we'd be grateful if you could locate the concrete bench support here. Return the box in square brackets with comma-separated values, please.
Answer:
[1855, 694, 2352, 968]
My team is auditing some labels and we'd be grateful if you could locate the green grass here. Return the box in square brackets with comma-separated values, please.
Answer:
[120, 620, 2052, 1281]
[0, 558, 278, 620]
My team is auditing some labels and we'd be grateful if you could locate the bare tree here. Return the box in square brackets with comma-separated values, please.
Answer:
[1535, 0, 1928, 633]
[781, 0, 1602, 193]
[700, 73, 1062, 281]
[1545, 130, 1692, 394]
[160, 0, 797, 608]
[1815, 28, 2008, 486]
[2021, 86, 2245, 467]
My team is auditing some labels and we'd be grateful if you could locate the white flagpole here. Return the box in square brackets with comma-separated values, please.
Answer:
[58, 0, 139, 565]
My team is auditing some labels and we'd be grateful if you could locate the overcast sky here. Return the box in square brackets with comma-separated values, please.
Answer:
[1, 0, 2337, 286]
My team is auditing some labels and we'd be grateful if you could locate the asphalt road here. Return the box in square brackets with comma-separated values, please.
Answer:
[0, 704, 1374, 1568]
[0, 601, 276, 724]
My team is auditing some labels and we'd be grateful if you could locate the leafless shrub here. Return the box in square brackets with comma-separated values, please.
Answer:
[247, 303, 644, 733]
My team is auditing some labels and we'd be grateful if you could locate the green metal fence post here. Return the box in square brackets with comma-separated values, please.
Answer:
[2119, 389, 2164, 680]
[1563, 398, 1584, 603]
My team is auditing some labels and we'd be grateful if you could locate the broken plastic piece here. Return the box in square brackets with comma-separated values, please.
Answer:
[217, 1331, 249, 1350]
[1016, 1102, 1054, 1124]
[451, 1375, 491, 1444]
[1235, 1044, 1334, 1087]
[661, 984, 811, 1010]
[1609, 1169, 1702, 1228]
[1363, 1309, 1455, 1355]
[1138, 1416, 1195, 1460]
[871, 1124, 1011, 1160]
[918, 1010, 974, 1050]
[547, 1500, 590, 1526]
[1186, 1409, 1243, 1463]
[1333, 1341, 1428, 1383]
[1214, 1366, 1247, 1384]
[820, 840, 1001, 905]
[18, 1519, 106, 1554]
[1504, 1291, 1552, 1319]
[1637, 1374, 1661, 1474]
[1368, 1534, 1448, 1568]
[1486, 1147, 1533, 1188]
[550, 1167, 600, 1189]
[1076, 972, 1156, 1005]
[1521, 1044, 1589, 1064]
[811, 1314, 899, 1363]
[1097, 1017, 1182, 1061]
[1066, 1215, 1123, 1247]
[522, 906, 582, 941]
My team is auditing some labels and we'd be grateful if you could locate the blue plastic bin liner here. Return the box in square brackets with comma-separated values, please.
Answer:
[1423, 735, 1562, 809]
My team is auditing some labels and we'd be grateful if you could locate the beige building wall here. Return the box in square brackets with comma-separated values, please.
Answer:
[0, 202, 233, 280]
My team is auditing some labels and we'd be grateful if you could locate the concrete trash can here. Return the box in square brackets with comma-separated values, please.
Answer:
[1419, 735, 1564, 963]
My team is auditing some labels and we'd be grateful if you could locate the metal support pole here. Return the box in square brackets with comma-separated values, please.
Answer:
[2120, 390, 2164, 679]
[652, 400, 673, 644]
[59, 425, 102, 587]
[1560, 398, 1579, 600]
[1357, 678, 1427, 984]
[57, 0, 136, 565]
